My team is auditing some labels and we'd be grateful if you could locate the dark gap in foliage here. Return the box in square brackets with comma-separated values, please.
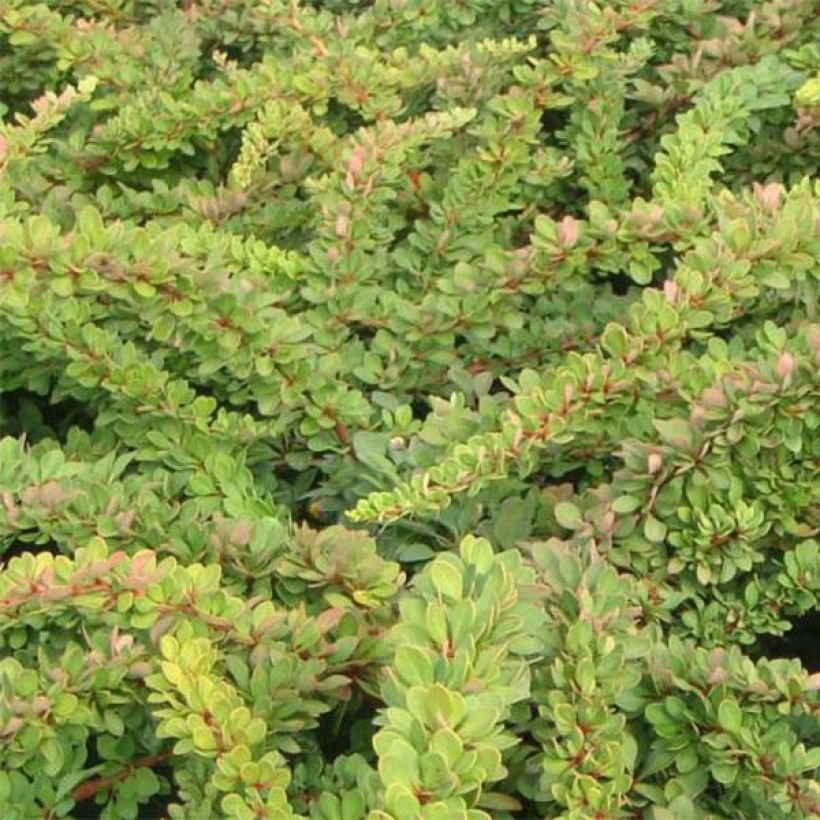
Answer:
[623, 162, 647, 195]
[390, 224, 422, 250]
[710, 324, 735, 342]
[84, 733, 103, 770]
[316, 690, 379, 761]
[606, 271, 635, 296]
[532, 454, 618, 491]
[510, 217, 537, 247]
[489, 377, 510, 396]
[410, 396, 430, 421]
[395, 555, 432, 583]
[534, 462, 588, 488]
[130, 128, 247, 189]
[652, 246, 679, 285]
[138, 759, 176, 820]
[182, 378, 252, 415]
[0, 540, 61, 569]
[72, 762, 176, 820]
[202, 125, 246, 183]
[400, 85, 440, 122]
[288, 498, 325, 529]
[73, 736, 176, 819]
[269, 458, 324, 522]
[0, 49, 56, 115]
[305, 0, 376, 11]
[324, 99, 366, 136]
[198, 41, 259, 74]
[0, 389, 96, 442]
[140, 779, 176, 820]
[73, 794, 106, 817]
[539, 106, 571, 139]
[75, 736, 106, 819]
[755, 609, 820, 673]
[350, 322, 378, 343]
[494, 206, 527, 222]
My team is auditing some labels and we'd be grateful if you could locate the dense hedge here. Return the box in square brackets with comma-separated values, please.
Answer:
[0, 1, 818, 818]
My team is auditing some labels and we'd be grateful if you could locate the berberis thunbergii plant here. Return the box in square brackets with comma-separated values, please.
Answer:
[0, 0, 818, 818]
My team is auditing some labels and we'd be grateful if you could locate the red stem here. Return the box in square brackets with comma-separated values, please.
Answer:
[72, 750, 173, 803]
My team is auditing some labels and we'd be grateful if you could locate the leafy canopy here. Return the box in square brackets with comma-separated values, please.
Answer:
[0, 1, 818, 818]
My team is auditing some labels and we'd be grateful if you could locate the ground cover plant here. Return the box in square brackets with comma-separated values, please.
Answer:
[0, 0, 818, 817]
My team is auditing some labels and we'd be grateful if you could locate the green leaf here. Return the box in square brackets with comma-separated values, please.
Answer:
[418, 751, 450, 789]
[644, 515, 667, 543]
[477, 792, 522, 810]
[222, 794, 253, 819]
[711, 761, 738, 784]
[653, 418, 692, 449]
[491, 496, 532, 548]
[458, 706, 499, 739]
[576, 658, 596, 694]
[395, 542, 436, 562]
[430, 559, 463, 601]
[555, 501, 583, 530]
[612, 495, 642, 514]
[192, 726, 217, 751]
[717, 700, 742, 734]
[395, 645, 434, 687]
[53, 693, 79, 719]
[760, 270, 791, 289]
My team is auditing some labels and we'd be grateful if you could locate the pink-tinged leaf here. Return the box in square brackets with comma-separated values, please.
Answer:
[557, 215, 579, 248]
[776, 352, 795, 379]
[663, 280, 678, 303]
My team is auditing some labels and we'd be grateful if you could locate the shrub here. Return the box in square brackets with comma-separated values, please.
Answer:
[0, 1, 818, 818]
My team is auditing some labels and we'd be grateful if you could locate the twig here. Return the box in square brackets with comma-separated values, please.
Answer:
[72, 750, 173, 803]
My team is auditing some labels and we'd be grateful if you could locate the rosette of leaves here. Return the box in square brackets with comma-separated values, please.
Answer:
[367, 535, 545, 818]
[638, 641, 820, 818]
[0, 539, 379, 818]
[274, 524, 405, 612]
[507, 538, 656, 818]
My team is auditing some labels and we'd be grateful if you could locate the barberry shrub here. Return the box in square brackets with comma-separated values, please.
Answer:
[0, 1, 818, 818]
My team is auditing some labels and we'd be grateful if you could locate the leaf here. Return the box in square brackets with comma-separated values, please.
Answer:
[644, 516, 668, 543]
[352, 431, 401, 482]
[653, 418, 693, 449]
[418, 751, 450, 789]
[430, 727, 463, 766]
[459, 706, 500, 739]
[803, 746, 820, 771]
[52, 693, 79, 719]
[192, 726, 217, 751]
[575, 658, 596, 694]
[477, 792, 522, 810]
[491, 497, 532, 548]
[621, 732, 639, 771]
[760, 270, 791, 289]
[377, 738, 419, 786]
[221, 794, 253, 819]
[555, 501, 583, 530]
[613, 495, 642, 514]
[395, 542, 436, 562]
[675, 745, 699, 774]
[395, 645, 434, 687]
[711, 761, 739, 784]
[430, 558, 463, 601]
[717, 699, 742, 734]
[552, 703, 577, 734]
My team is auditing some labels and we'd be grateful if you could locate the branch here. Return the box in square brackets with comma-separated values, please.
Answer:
[72, 750, 173, 803]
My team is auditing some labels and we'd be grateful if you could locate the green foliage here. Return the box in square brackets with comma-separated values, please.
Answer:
[0, 1, 818, 817]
